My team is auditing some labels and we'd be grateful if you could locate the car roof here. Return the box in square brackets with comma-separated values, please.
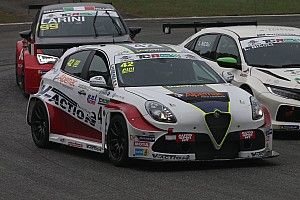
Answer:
[205, 25, 300, 38]
[41, 2, 115, 12]
[79, 43, 191, 59]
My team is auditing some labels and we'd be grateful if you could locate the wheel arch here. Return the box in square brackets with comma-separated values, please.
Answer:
[240, 84, 253, 95]
[27, 96, 50, 127]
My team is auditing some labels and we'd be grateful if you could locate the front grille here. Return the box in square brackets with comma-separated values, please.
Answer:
[205, 112, 231, 144]
[276, 105, 300, 122]
[151, 130, 265, 160]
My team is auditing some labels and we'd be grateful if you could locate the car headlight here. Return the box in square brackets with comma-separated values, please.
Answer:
[37, 54, 58, 64]
[266, 85, 300, 100]
[145, 101, 177, 123]
[250, 96, 263, 120]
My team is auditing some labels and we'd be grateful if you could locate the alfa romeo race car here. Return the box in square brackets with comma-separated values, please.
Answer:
[26, 43, 278, 166]
[16, 2, 141, 96]
[164, 21, 300, 133]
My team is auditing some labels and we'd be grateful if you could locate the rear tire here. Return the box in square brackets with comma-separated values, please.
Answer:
[20, 71, 29, 98]
[31, 101, 51, 148]
[107, 115, 129, 166]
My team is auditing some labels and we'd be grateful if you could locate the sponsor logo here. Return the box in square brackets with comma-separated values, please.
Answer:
[185, 92, 225, 98]
[134, 148, 149, 156]
[136, 135, 155, 142]
[176, 134, 195, 143]
[54, 74, 77, 88]
[47, 88, 97, 127]
[240, 130, 256, 140]
[251, 151, 265, 158]
[279, 125, 299, 130]
[68, 141, 83, 148]
[152, 154, 190, 160]
[86, 144, 102, 152]
[98, 97, 110, 105]
[87, 94, 97, 105]
[134, 141, 150, 147]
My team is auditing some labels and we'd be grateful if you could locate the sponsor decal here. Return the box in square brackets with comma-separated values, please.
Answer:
[279, 125, 299, 130]
[68, 141, 83, 148]
[42, 16, 85, 24]
[46, 88, 97, 127]
[134, 148, 149, 156]
[134, 141, 150, 147]
[251, 151, 265, 158]
[152, 154, 190, 160]
[240, 130, 256, 140]
[98, 97, 110, 105]
[120, 61, 135, 74]
[86, 144, 102, 152]
[136, 135, 155, 142]
[176, 134, 195, 143]
[87, 94, 97, 105]
[54, 74, 77, 88]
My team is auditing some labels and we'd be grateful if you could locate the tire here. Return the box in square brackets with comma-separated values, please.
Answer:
[15, 60, 20, 86]
[30, 101, 51, 148]
[107, 115, 129, 166]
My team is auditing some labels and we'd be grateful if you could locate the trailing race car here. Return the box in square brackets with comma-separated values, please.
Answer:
[16, 2, 141, 96]
[163, 21, 300, 133]
[26, 43, 278, 166]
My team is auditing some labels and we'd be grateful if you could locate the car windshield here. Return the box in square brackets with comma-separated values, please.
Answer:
[114, 53, 225, 87]
[39, 8, 126, 37]
[240, 36, 300, 68]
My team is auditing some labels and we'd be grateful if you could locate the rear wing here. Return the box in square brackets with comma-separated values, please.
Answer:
[162, 21, 257, 34]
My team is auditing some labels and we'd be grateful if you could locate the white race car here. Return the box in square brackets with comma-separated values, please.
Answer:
[26, 43, 278, 166]
[164, 22, 300, 133]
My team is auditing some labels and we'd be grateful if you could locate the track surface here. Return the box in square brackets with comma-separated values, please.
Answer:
[0, 16, 300, 199]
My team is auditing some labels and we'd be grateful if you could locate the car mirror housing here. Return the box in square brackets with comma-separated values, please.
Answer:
[19, 29, 32, 41]
[217, 57, 238, 68]
[129, 27, 142, 39]
[222, 71, 234, 83]
[89, 76, 107, 88]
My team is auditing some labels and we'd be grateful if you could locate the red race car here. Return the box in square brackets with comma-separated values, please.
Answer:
[16, 2, 141, 96]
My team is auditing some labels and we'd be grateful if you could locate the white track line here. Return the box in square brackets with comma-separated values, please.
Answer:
[1, 13, 300, 26]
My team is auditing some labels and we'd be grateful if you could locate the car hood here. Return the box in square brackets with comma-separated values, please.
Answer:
[35, 34, 131, 47]
[124, 84, 262, 132]
[252, 67, 300, 88]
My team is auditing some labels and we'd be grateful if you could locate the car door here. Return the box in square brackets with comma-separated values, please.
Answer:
[185, 34, 222, 72]
[50, 50, 98, 141]
[79, 50, 113, 148]
[214, 35, 245, 85]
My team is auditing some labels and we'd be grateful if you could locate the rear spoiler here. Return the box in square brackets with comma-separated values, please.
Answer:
[162, 21, 257, 34]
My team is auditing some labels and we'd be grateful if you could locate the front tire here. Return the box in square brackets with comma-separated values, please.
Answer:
[107, 115, 129, 166]
[31, 101, 51, 148]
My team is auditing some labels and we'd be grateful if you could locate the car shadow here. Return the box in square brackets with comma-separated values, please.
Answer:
[49, 144, 280, 171]
[273, 131, 300, 140]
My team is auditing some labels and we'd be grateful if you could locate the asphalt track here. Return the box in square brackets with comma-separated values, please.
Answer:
[0, 16, 300, 200]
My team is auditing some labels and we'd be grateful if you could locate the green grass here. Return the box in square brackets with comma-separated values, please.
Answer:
[94, 0, 300, 18]
[0, 11, 28, 23]
[1, 0, 300, 23]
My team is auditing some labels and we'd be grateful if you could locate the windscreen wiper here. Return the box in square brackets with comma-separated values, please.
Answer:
[281, 64, 300, 68]
[105, 10, 122, 36]
[93, 10, 99, 37]
[250, 64, 281, 68]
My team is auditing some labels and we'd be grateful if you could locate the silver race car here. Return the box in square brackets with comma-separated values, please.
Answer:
[26, 43, 278, 166]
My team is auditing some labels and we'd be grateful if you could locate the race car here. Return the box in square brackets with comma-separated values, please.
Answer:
[163, 21, 300, 133]
[26, 43, 278, 166]
[16, 2, 141, 96]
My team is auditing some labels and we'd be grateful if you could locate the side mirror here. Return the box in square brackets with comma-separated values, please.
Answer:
[89, 76, 107, 88]
[222, 71, 234, 83]
[19, 30, 32, 41]
[217, 57, 238, 68]
[129, 27, 141, 39]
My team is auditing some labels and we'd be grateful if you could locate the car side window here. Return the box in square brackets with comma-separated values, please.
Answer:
[216, 35, 240, 63]
[194, 34, 218, 59]
[87, 54, 109, 80]
[62, 51, 91, 78]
